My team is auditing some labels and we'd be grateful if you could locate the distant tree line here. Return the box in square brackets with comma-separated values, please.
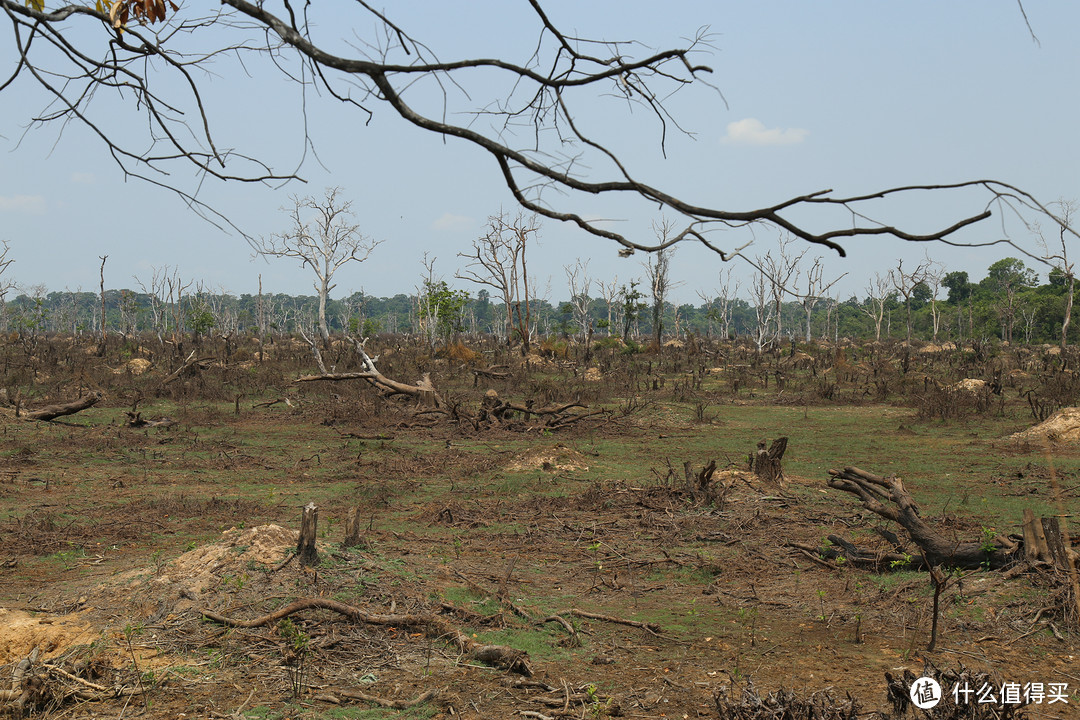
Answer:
[0, 255, 1076, 348]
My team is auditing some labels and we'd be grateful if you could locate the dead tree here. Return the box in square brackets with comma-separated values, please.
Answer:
[457, 212, 537, 352]
[254, 188, 381, 343]
[827, 467, 1021, 569]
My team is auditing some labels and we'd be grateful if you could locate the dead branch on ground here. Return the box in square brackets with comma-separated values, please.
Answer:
[478, 389, 609, 430]
[200, 597, 531, 674]
[329, 688, 438, 709]
[124, 412, 175, 428]
[827, 466, 1020, 569]
[294, 332, 443, 408]
[162, 350, 215, 386]
[563, 608, 663, 636]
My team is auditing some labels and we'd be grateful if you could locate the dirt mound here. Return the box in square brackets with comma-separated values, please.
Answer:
[584, 367, 602, 382]
[953, 378, 986, 392]
[1008, 407, 1080, 443]
[97, 524, 300, 615]
[0, 608, 97, 663]
[506, 444, 589, 472]
[154, 524, 297, 600]
[113, 358, 152, 375]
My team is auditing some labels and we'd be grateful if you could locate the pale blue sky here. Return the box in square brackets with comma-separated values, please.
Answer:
[1, 1, 1077, 303]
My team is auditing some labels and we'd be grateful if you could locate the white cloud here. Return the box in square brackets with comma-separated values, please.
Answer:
[431, 212, 473, 231]
[70, 172, 96, 184]
[0, 195, 46, 214]
[722, 118, 808, 146]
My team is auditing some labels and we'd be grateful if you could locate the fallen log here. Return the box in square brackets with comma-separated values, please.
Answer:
[827, 466, 1020, 569]
[21, 392, 101, 422]
[124, 412, 175, 428]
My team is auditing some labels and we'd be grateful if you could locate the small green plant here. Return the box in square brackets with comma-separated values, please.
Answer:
[277, 618, 309, 699]
[583, 683, 612, 719]
[123, 623, 153, 711]
[980, 526, 997, 554]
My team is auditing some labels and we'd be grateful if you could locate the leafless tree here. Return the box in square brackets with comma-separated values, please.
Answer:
[0, 1, 1061, 261]
[822, 293, 841, 343]
[1019, 301, 1039, 345]
[597, 277, 620, 338]
[798, 258, 846, 343]
[697, 266, 740, 340]
[1037, 199, 1078, 350]
[135, 265, 177, 347]
[922, 259, 947, 344]
[0, 240, 15, 330]
[457, 211, 538, 352]
[748, 266, 777, 352]
[890, 258, 928, 343]
[755, 236, 805, 344]
[564, 259, 593, 344]
[861, 273, 892, 342]
[254, 188, 381, 343]
[643, 225, 678, 347]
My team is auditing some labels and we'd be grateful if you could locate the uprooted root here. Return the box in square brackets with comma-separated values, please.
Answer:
[0, 649, 147, 717]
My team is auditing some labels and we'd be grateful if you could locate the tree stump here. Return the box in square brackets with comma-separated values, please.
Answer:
[342, 506, 363, 548]
[297, 502, 320, 567]
[749, 437, 787, 484]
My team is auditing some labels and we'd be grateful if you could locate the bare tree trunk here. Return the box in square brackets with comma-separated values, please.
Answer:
[1063, 275, 1074, 350]
[297, 502, 320, 567]
[98, 255, 107, 353]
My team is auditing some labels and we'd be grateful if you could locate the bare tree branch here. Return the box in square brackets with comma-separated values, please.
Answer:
[0, 1, 1063, 258]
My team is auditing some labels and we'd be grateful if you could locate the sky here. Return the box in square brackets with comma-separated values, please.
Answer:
[1, 1, 1078, 305]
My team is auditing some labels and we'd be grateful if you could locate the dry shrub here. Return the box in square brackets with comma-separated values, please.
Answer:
[525, 375, 566, 404]
[914, 383, 993, 420]
[439, 341, 478, 363]
[713, 681, 861, 720]
[1022, 371, 1080, 421]
[2, 509, 151, 555]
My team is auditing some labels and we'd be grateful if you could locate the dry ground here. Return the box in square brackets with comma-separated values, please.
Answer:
[0, 369, 1078, 719]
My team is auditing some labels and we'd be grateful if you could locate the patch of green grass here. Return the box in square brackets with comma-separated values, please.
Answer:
[473, 625, 572, 661]
[864, 570, 925, 593]
[47, 546, 88, 570]
[440, 586, 501, 616]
